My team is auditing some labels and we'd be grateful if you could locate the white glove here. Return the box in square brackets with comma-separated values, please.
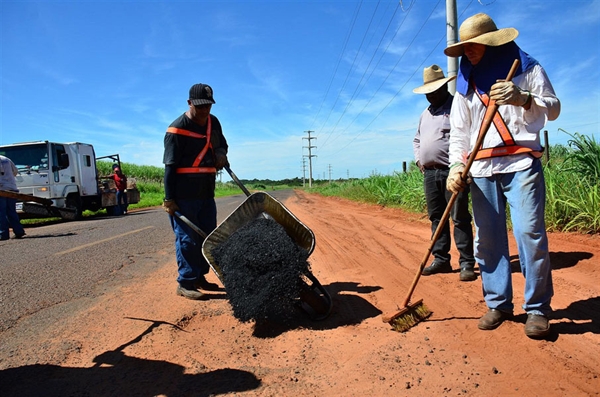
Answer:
[490, 81, 530, 107]
[446, 163, 471, 194]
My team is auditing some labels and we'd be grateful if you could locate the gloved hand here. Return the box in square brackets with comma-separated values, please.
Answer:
[446, 163, 471, 194]
[162, 199, 179, 216]
[490, 81, 530, 106]
[215, 153, 229, 170]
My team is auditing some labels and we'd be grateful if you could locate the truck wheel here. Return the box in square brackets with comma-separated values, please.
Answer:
[65, 194, 83, 220]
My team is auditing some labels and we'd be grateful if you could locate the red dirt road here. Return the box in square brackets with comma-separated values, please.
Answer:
[2, 190, 599, 396]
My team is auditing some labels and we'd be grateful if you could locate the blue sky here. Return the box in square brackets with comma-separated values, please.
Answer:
[1, 0, 599, 181]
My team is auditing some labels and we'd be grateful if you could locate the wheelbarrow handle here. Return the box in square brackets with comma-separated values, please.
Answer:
[174, 211, 208, 238]
[224, 165, 252, 197]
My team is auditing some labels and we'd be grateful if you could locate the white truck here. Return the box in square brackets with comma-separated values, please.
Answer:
[0, 141, 140, 220]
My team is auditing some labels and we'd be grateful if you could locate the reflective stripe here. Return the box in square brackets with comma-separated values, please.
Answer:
[471, 82, 541, 160]
[167, 127, 206, 139]
[176, 167, 217, 174]
[166, 117, 214, 172]
[476, 146, 543, 159]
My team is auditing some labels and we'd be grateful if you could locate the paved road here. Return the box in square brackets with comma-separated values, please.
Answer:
[0, 190, 293, 333]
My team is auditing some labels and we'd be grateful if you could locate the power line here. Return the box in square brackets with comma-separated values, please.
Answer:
[308, 1, 363, 132]
[320, 1, 402, 148]
[314, 0, 380, 138]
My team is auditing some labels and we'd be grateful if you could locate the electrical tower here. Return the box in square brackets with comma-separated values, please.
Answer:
[302, 130, 317, 188]
[301, 157, 307, 187]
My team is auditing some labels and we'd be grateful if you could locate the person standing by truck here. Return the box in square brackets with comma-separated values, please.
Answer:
[0, 155, 26, 240]
[106, 165, 128, 215]
[162, 83, 229, 300]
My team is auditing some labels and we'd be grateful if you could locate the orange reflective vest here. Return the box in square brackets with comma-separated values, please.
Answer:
[472, 83, 543, 160]
[166, 117, 217, 174]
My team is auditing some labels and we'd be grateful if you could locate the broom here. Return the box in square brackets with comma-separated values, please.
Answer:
[383, 59, 521, 332]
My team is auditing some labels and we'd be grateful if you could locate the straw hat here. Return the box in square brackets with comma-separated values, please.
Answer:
[444, 13, 519, 57]
[412, 65, 456, 94]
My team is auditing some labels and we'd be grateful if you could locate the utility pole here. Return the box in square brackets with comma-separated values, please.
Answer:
[302, 130, 317, 188]
[328, 164, 333, 183]
[301, 157, 307, 187]
[446, 0, 458, 94]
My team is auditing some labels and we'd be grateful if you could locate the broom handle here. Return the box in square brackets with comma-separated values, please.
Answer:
[401, 59, 520, 308]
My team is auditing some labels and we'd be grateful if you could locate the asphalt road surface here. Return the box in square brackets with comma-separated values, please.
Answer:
[0, 190, 293, 333]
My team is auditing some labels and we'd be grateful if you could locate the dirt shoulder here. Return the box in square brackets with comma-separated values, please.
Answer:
[1, 190, 599, 396]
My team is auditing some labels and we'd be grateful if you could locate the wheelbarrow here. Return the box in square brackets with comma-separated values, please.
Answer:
[176, 166, 332, 320]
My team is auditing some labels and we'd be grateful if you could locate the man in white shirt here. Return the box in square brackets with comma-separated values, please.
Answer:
[444, 13, 560, 338]
[0, 155, 26, 240]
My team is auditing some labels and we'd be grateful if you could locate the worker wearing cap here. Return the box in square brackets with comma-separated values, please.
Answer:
[412, 65, 476, 282]
[0, 155, 26, 240]
[162, 83, 229, 300]
[444, 13, 560, 338]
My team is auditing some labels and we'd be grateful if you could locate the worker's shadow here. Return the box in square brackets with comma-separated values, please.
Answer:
[253, 281, 382, 338]
[550, 296, 600, 336]
[508, 251, 593, 272]
[0, 318, 261, 397]
[507, 296, 600, 342]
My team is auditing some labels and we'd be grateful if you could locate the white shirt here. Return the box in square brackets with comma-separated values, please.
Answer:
[448, 64, 561, 177]
[0, 155, 19, 191]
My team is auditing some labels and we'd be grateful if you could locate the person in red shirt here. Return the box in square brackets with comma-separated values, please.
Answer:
[107, 165, 128, 215]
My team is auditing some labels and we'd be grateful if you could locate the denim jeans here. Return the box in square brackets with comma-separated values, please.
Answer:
[0, 196, 25, 239]
[470, 159, 553, 316]
[168, 198, 217, 289]
[424, 169, 475, 268]
[116, 190, 128, 215]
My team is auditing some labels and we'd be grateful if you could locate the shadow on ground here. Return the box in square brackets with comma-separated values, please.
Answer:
[252, 281, 382, 338]
[0, 318, 261, 397]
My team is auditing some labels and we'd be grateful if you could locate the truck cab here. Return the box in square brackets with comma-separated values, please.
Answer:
[0, 141, 139, 219]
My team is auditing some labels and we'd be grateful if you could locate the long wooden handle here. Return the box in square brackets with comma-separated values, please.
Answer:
[401, 59, 521, 308]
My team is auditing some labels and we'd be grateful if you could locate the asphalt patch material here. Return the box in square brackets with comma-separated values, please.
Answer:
[211, 217, 310, 323]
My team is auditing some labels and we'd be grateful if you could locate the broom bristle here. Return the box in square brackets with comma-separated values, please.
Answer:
[389, 301, 432, 332]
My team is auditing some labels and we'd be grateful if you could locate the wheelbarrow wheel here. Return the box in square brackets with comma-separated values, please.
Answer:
[298, 277, 331, 321]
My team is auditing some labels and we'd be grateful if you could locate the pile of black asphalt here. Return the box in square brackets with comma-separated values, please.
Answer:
[211, 217, 310, 323]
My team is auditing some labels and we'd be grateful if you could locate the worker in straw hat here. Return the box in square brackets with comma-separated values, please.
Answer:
[412, 65, 476, 282]
[444, 13, 560, 338]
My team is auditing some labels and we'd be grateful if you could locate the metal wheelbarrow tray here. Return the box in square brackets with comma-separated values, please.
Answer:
[202, 191, 332, 320]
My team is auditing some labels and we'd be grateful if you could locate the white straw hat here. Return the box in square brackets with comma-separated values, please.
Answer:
[412, 65, 456, 94]
[444, 13, 519, 58]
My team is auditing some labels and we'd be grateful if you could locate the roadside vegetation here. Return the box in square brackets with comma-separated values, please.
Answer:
[22, 132, 598, 234]
[312, 131, 600, 235]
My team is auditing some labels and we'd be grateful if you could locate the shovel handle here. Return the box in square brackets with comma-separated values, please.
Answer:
[174, 211, 208, 238]
[224, 165, 252, 197]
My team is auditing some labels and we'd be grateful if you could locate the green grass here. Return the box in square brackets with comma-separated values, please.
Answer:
[21, 132, 600, 235]
[310, 135, 600, 235]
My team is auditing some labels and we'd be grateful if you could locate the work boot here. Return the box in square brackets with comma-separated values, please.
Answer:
[194, 276, 220, 291]
[478, 309, 512, 330]
[422, 261, 452, 276]
[176, 285, 206, 300]
[524, 314, 550, 338]
[459, 266, 477, 282]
